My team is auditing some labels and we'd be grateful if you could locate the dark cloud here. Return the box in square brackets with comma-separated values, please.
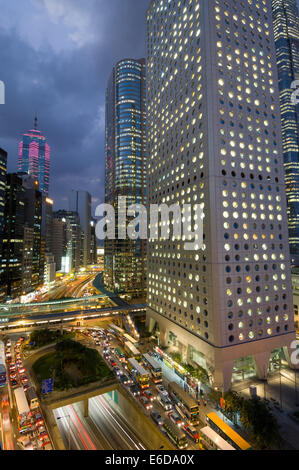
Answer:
[0, 0, 150, 213]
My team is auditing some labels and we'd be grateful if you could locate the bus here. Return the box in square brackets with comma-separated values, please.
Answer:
[0, 342, 7, 387]
[127, 358, 150, 389]
[199, 426, 235, 451]
[162, 418, 188, 449]
[167, 382, 199, 425]
[26, 387, 39, 410]
[206, 412, 251, 450]
[115, 347, 126, 363]
[142, 353, 162, 383]
[123, 333, 139, 345]
[109, 324, 125, 342]
[14, 387, 32, 434]
[124, 342, 141, 359]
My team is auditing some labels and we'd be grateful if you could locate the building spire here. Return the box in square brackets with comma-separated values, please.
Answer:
[34, 115, 38, 130]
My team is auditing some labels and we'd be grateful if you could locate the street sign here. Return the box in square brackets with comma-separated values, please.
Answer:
[42, 378, 54, 394]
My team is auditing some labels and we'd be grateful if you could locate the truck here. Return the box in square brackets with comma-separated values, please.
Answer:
[14, 387, 32, 434]
[26, 387, 39, 410]
[0, 341, 7, 387]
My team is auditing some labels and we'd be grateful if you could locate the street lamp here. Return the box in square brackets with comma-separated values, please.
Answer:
[57, 415, 71, 450]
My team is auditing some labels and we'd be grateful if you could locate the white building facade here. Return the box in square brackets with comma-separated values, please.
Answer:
[146, 0, 296, 390]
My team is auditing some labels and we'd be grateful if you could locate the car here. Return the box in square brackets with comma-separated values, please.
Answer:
[114, 367, 122, 376]
[156, 384, 168, 396]
[143, 390, 156, 402]
[157, 394, 173, 411]
[10, 379, 18, 387]
[110, 359, 117, 367]
[168, 411, 184, 427]
[1, 395, 9, 409]
[21, 375, 28, 384]
[23, 384, 30, 392]
[150, 410, 163, 426]
[18, 367, 26, 374]
[139, 396, 152, 410]
[10, 373, 17, 380]
[120, 374, 130, 385]
[183, 425, 199, 443]
[130, 385, 141, 397]
[9, 364, 16, 372]
[2, 411, 10, 431]
[38, 431, 49, 442]
[6, 340, 11, 347]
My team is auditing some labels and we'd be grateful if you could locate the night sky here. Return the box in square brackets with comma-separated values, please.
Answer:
[0, 0, 150, 213]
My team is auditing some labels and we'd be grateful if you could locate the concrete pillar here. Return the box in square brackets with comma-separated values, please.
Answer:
[254, 351, 271, 379]
[214, 360, 234, 392]
[83, 398, 89, 418]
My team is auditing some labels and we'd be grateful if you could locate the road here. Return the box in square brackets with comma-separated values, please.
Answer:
[53, 397, 148, 450]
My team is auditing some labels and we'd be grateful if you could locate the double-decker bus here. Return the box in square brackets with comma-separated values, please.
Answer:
[162, 418, 188, 449]
[115, 347, 126, 363]
[199, 426, 235, 451]
[142, 353, 162, 383]
[0, 342, 7, 388]
[127, 358, 150, 389]
[206, 412, 251, 450]
[124, 341, 141, 359]
[14, 387, 32, 434]
[167, 381, 199, 425]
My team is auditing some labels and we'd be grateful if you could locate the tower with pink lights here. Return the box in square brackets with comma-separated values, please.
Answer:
[18, 117, 50, 196]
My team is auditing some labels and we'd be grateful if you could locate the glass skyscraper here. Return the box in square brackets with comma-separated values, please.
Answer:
[18, 118, 50, 197]
[104, 58, 147, 299]
[272, 0, 299, 266]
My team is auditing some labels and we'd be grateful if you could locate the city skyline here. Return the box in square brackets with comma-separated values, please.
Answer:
[0, 0, 151, 213]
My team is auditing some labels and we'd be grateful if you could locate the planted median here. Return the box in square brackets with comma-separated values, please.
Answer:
[32, 338, 113, 391]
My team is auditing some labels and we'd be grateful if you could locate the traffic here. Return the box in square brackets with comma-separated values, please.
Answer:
[0, 337, 52, 450]
[80, 324, 251, 451]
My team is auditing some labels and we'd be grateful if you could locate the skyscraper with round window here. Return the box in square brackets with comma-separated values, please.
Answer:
[146, 0, 296, 390]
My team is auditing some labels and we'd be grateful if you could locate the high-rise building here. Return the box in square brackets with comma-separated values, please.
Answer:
[90, 219, 97, 265]
[53, 210, 81, 272]
[0, 148, 7, 250]
[146, 0, 296, 390]
[68, 190, 91, 267]
[51, 218, 68, 272]
[42, 196, 54, 255]
[104, 58, 147, 299]
[0, 148, 7, 301]
[18, 118, 50, 197]
[20, 174, 43, 291]
[1, 174, 25, 300]
[272, 0, 299, 266]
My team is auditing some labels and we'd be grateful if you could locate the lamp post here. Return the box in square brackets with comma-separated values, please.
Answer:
[57, 415, 71, 450]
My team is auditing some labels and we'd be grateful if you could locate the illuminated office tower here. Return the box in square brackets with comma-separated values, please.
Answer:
[0, 148, 7, 245]
[0, 148, 7, 302]
[272, 0, 299, 266]
[18, 117, 50, 197]
[53, 210, 81, 272]
[1, 174, 25, 300]
[104, 58, 147, 299]
[68, 190, 91, 267]
[146, 0, 296, 390]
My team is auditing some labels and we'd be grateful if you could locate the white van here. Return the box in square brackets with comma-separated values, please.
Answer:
[157, 394, 173, 411]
